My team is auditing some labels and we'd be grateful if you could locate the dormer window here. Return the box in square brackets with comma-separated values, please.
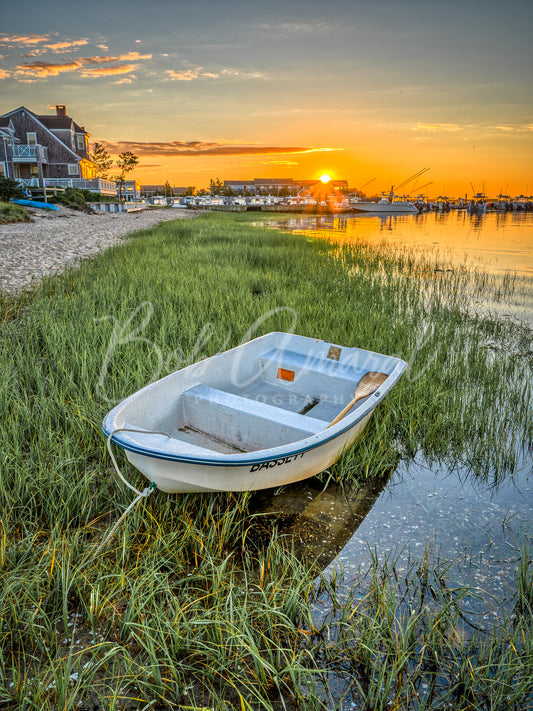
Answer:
[76, 135, 85, 151]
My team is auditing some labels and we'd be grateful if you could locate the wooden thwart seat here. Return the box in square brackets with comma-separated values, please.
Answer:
[182, 384, 328, 434]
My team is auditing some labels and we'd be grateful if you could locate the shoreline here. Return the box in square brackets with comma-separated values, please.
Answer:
[0, 206, 200, 294]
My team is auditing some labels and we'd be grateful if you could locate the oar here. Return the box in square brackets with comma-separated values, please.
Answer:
[326, 371, 388, 428]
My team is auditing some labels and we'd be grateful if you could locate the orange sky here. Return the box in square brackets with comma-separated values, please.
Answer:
[1, 0, 532, 197]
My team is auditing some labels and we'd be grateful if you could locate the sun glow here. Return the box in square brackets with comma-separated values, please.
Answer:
[319, 174, 331, 183]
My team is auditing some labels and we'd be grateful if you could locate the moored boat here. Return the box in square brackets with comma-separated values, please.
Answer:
[103, 333, 406, 493]
[349, 192, 418, 214]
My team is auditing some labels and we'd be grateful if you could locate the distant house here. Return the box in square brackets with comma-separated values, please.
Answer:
[141, 185, 195, 197]
[0, 105, 115, 195]
[120, 180, 142, 201]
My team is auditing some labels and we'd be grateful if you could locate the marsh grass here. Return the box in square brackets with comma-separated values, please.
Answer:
[0, 212, 531, 709]
[0, 201, 31, 224]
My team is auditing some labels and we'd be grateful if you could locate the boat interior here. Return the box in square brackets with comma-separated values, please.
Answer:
[121, 345, 391, 456]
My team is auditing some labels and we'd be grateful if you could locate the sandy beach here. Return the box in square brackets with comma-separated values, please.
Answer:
[0, 206, 200, 294]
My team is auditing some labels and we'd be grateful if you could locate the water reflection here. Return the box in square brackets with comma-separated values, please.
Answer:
[269, 211, 533, 277]
[249, 473, 391, 569]
[264, 211, 533, 324]
[251, 211, 532, 624]
[324, 453, 532, 619]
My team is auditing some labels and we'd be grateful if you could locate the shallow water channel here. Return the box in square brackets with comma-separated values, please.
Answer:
[256, 210, 533, 626]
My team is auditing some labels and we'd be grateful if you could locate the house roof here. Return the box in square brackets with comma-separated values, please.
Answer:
[0, 106, 94, 164]
[39, 115, 88, 135]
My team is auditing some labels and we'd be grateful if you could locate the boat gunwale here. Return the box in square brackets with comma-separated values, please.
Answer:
[102, 340, 406, 467]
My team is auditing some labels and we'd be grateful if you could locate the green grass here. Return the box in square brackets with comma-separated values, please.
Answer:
[0, 200, 31, 224]
[0, 212, 531, 709]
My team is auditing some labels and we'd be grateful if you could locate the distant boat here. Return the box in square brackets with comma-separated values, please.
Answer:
[349, 192, 418, 214]
[468, 193, 487, 214]
[103, 332, 406, 493]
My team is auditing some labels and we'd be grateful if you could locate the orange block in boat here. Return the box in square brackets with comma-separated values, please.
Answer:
[277, 368, 295, 382]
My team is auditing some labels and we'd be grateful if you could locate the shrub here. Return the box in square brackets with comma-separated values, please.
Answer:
[0, 176, 24, 202]
[49, 187, 91, 211]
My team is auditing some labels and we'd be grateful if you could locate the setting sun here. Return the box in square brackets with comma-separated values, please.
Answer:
[319, 174, 331, 183]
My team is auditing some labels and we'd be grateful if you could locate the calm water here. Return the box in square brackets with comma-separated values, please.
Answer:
[275, 210, 533, 276]
[263, 210, 533, 625]
[270, 210, 533, 325]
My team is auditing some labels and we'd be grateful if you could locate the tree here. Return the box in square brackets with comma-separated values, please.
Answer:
[114, 151, 139, 199]
[89, 142, 113, 178]
[209, 177, 224, 195]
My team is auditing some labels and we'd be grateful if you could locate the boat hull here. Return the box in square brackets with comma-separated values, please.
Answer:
[350, 201, 418, 214]
[124, 413, 372, 493]
[103, 332, 406, 493]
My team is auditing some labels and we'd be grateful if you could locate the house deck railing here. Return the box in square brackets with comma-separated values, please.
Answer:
[12, 144, 49, 163]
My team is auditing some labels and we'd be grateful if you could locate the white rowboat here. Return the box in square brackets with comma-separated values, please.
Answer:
[103, 333, 406, 493]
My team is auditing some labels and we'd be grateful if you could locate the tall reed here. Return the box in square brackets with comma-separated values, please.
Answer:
[1, 212, 531, 709]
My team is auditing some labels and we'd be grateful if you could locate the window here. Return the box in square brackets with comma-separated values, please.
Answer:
[76, 135, 85, 151]
[68, 164, 79, 176]
[0, 163, 6, 177]
[27, 132, 37, 145]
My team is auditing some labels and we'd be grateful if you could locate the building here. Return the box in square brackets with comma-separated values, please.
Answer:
[141, 185, 195, 197]
[119, 180, 142, 201]
[0, 105, 115, 195]
[223, 178, 348, 196]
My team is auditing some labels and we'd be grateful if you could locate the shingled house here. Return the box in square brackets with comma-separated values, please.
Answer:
[0, 105, 116, 195]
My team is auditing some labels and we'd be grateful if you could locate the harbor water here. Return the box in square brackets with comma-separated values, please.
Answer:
[257, 210, 533, 626]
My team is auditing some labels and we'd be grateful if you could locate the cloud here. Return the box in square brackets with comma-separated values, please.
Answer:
[11, 51, 151, 81]
[44, 39, 89, 53]
[111, 77, 134, 85]
[82, 51, 151, 65]
[488, 124, 533, 133]
[165, 66, 265, 81]
[0, 32, 152, 82]
[81, 63, 139, 77]
[412, 122, 533, 135]
[1, 34, 87, 52]
[0, 34, 50, 46]
[166, 67, 219, 81]
[14, 60, 83, 78]
[247, 159, 300, 167]
[263, 160, 299, 165]
[412, 123, 467, 133]
[100, 140, 340, 157]
[258, 20, 338, 34]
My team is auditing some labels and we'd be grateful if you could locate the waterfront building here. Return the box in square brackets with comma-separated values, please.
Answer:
[223, 178, 348, 195]
[119, 180, 142, 201]
[0, 105, 115, 195]
[141, 185, 195, 197]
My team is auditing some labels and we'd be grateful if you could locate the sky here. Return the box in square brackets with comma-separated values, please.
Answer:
[1, 0, 532, 197]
